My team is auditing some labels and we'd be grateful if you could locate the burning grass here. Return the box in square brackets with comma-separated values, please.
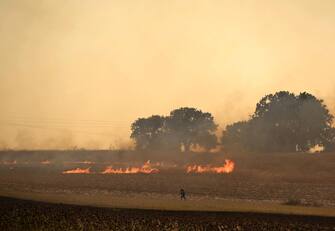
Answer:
[1, 150, 335, 210]
[61, 159, 235, 175]
[186, 159, 235, 174]
[62, 167, 91, 174]
[102, 160, 159, 174]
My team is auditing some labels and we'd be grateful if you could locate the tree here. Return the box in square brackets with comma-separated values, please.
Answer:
[222, 91, 335, 152]
[130, 107, 218, 151]
[252, 91, 302, 152]
[322, 127, 335, 151]
[295, 92, 334, 151]
[166, 107, 218, 151]
[221, 121, 250, 151]
[130, 115, 166, 150]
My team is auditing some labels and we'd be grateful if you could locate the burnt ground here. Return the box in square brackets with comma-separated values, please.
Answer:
[1, 150, 335, 207]
[1, 196, 335, 231]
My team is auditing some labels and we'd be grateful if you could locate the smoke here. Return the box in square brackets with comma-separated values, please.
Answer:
[328, 88, 335, 124]
[1, 0, 335, 150]
[0, 139, 8, 150]
[15, 130, 36, 150]
[40, 130, 75, 150]
[109, 137, 134, 151]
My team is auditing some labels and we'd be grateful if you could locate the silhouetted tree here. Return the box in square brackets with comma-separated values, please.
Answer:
[130, 107, 218, 151]
[130, 115, 166, 150]
[221, 121, 251, 151]
[222, 91, 335, 152]
[322, 127, 335, 151]
[166, 107, 218, 151]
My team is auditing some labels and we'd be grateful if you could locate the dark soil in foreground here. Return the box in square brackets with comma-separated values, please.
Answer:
[0, 197, 335, 231]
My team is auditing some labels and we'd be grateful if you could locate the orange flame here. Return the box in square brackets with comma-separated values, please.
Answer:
[41, 160, 51, 165]
[102, 160, 159, 174]
[62, 167, 91, 174]
[186, 159, 235, 174]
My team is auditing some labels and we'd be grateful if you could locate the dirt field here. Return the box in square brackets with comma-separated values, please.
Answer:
[1, 196, 335, 231]
[1, 150, 335, 218]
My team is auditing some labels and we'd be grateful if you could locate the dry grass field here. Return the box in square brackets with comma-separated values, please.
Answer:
[1, 150, 335, 230]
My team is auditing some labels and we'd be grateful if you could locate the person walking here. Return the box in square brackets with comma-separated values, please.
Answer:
[180, 188, 186, 200]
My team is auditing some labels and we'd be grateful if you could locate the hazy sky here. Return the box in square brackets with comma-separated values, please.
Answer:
[1, 0, 335, 149]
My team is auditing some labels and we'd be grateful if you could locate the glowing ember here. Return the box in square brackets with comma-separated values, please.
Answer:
[102, 160, 159, 174]
[41, 160, 51, 165]
[62, 167, 91, 174]
[186, 159, 235, 174]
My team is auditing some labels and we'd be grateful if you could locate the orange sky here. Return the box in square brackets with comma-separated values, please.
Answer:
[1, 0, 335, 149]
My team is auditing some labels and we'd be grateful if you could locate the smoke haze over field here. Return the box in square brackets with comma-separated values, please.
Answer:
[1, 0, 335, 149]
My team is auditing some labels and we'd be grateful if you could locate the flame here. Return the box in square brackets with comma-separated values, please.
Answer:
[186, 159, 235, 174]
[41, 160, 51, 165]
[62, 167, 91, 174]
[102, 160, 159, 174]
[308, 144, 324, 153]
[66, 161, 95, 164]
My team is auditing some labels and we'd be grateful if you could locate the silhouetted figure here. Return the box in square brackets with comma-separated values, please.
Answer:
[180, 188, 186, 200]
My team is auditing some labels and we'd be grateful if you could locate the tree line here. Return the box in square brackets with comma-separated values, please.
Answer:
[130, 91, 335, 153]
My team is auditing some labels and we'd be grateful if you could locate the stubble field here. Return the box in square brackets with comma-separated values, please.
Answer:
[1, 150, 335, 230]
